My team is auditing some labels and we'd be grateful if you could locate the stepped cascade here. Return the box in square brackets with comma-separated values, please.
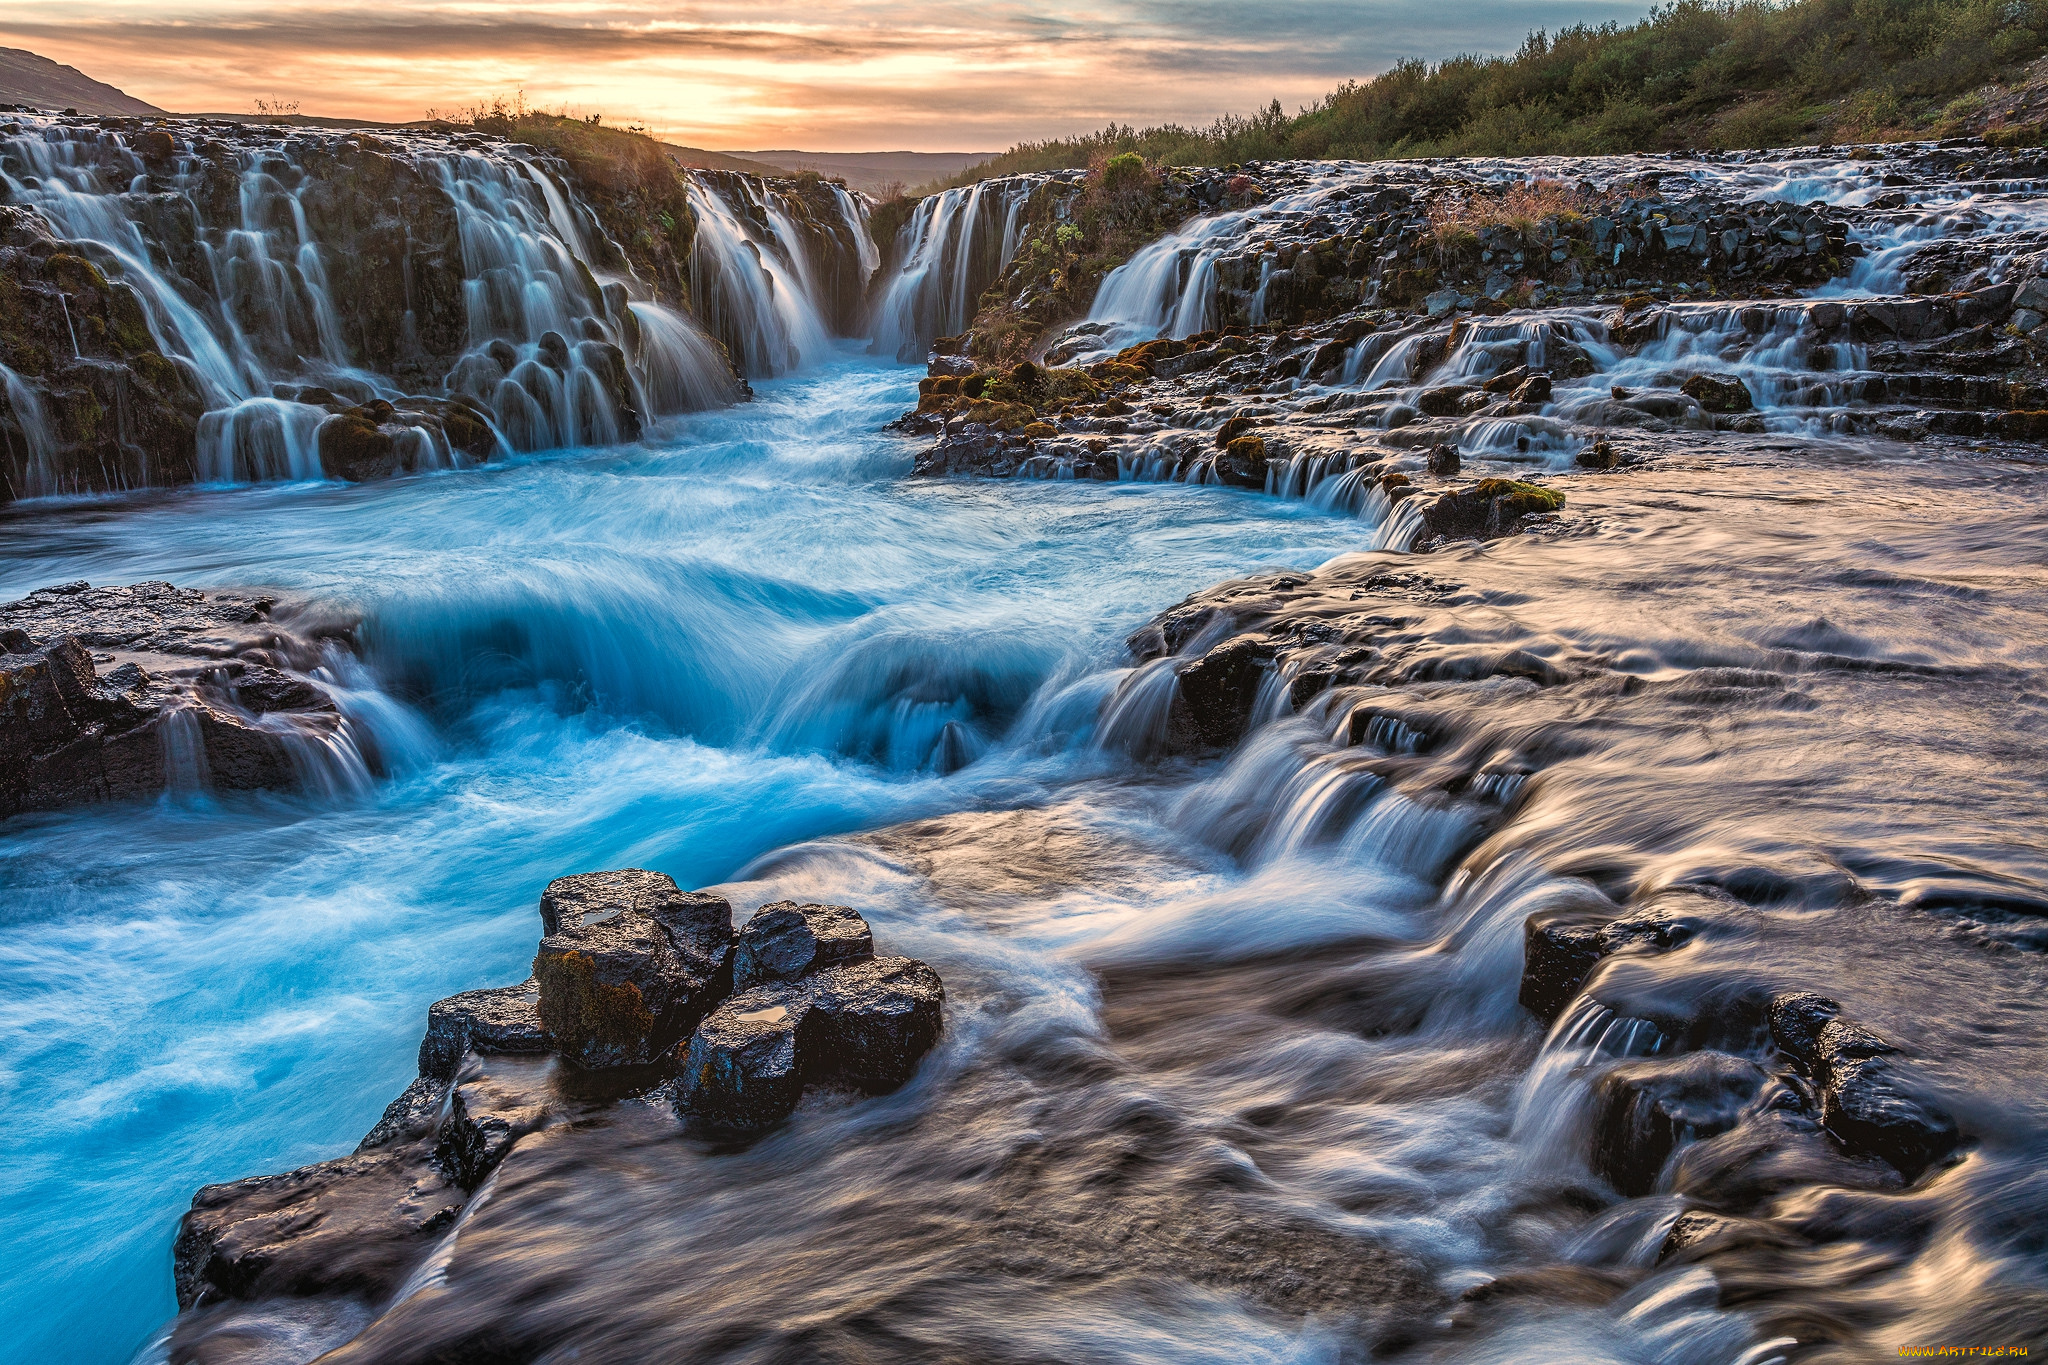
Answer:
[867, 175, 1058, 360]
[1, 125, 2046, 1365]
[0, 116, 878, 499]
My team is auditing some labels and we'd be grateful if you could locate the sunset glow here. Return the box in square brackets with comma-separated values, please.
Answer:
[2, 0, 1656, 149]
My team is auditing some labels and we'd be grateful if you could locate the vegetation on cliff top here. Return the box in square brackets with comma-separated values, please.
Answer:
[936, 0, 2048, 187]
[442, 100, 699, 310]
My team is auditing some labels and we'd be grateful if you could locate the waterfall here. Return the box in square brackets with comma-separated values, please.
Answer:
[685, 174, 835, 377]
[867, 177, 1043, 362]
[0, 115, 737, 493]
[0, 362, 58, 498]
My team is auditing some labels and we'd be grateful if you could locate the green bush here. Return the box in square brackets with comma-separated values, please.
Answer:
[929, 0, 2048, 187]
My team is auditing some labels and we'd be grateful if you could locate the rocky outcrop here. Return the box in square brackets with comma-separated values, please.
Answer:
[1, 112, 748, 501]
[0, 581, 353, 817]
[173, 1068, 549, 1310]
[680, 902, 944, 1133]
[532, 871, 735, 1069]
[1520, 898, 1963, 1184]
[0, 207, 204, 498]
[172, 875, 945, 1325]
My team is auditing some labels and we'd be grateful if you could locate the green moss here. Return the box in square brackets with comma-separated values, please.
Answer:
[533, 947, 655, 1052]
[1474, 477, 1565, 515]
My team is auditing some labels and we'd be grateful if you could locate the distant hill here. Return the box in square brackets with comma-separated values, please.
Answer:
[730, 151, 997, 196]
[0, 47, 164, 115]
[661, 144, 788, 178]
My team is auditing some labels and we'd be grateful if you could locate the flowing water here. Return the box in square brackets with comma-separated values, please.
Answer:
[5, 135, 2048, 1365]
[0, 354, 1377, 1362]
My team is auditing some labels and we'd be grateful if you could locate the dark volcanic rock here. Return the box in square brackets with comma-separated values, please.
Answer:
[733, 901, 875, 991]
[679, 902, 943, 1133]
[1592, 1051, 1768, 1196]
[0, 582, 344, 817]
[174, 1142, 465, 1311]
[418, 978, 549, 1080]
[532, 871, 734, 1068]
[1411, 479, 1565, 546]
[1171, 633, 1276, 750]
[678, 984, 808, 1132]
[538, 867, 697, 936]
[1681, 372, 1755, 413]
[176, 1068, 552, 1310]
[1519, 907, 1619, 1021]
[800, 954, 946, 1092]
[1767, 995, 1960, 1182]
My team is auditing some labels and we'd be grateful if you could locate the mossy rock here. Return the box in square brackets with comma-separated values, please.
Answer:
[1021, 422, 1058, 439]
[533, 947, 655, 1055]
[2000, 410, 2048, 441]
[45, 253, 110, 293]
[1472, 477, 1565, 516]
[317, 411, 398, 482]
[1215, 415, 1256, 448]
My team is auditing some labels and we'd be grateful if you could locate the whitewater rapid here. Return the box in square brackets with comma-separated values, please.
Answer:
[0, 353, 1374, 1363]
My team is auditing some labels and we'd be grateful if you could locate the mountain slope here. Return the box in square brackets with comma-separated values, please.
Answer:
[733, 150, 996, 195]
[0, 47, 163, 115]
[944, 0, 2048, 185]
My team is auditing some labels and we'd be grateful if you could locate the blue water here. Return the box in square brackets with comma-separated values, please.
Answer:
[0, 353, 1376, 1363]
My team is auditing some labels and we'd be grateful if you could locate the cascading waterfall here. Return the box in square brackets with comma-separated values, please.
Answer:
[685, 174, 836, 377]
[868, 177, 1043, 361]
[0, 116, 739, 491]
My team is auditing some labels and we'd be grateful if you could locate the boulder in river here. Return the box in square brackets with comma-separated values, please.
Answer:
[532, 871, 735, 1069]
[733, 900, 874, 990]
[173, 1068, 549, 1310]
[680, 903, 943, 1133]
[1592, 1051, 1769, 1196]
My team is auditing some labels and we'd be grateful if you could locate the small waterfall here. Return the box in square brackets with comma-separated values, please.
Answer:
[685, 173, 837, 377]
[0, 361, 58, 498]
[0, 116, 739, 491]
[868, 178, 1042, 362]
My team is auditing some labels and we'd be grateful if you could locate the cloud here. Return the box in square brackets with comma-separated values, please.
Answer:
[0, 0, 1656, 149]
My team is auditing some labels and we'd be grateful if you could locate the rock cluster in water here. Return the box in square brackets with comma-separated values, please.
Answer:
[0, 580, 352, 816]
[174, 870, 942, 1312]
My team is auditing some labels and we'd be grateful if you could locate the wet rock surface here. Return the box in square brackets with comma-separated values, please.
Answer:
[683, 904, 943, 1133]
[169, 875, 950, 1342]
[531, 872, 735, 1068]
[0, 581, 351, 817]
[0, 112, 844, 499]
[900, 140, 2048, 556]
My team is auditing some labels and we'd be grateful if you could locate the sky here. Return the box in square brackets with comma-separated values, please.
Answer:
[1, 1, 1658, 152]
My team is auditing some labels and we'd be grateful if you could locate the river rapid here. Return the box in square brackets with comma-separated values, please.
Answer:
[0, 353, 1378, 1361]
[3, 129, 2047, 1365]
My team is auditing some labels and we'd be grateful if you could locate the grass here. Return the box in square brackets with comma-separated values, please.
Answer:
[931, 0, 2048, 188]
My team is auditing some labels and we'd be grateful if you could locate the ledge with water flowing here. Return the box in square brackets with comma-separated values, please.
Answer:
[0, 114, 794, 500]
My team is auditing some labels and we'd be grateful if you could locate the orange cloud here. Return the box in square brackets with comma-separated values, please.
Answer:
[0, 1, 1656, 150]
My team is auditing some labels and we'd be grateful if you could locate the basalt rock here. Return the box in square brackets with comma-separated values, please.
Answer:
[733, 901, 874, 991]
[1767, 992, 1961, 1181]
[1170, 633, 1276, 750]
[532, 871, 735, 1069]
[1681, 372, 1755, 414]
[1592, 1051, 1770, 1196]
[174, 1067, 552, 1311]
[1411, 479, 1564, 545]
[679, 903, 943, 1134]
[1519, 901, 1963, 1182]
[0, 581, 345, 817]
[418, 978, 549, 1080]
